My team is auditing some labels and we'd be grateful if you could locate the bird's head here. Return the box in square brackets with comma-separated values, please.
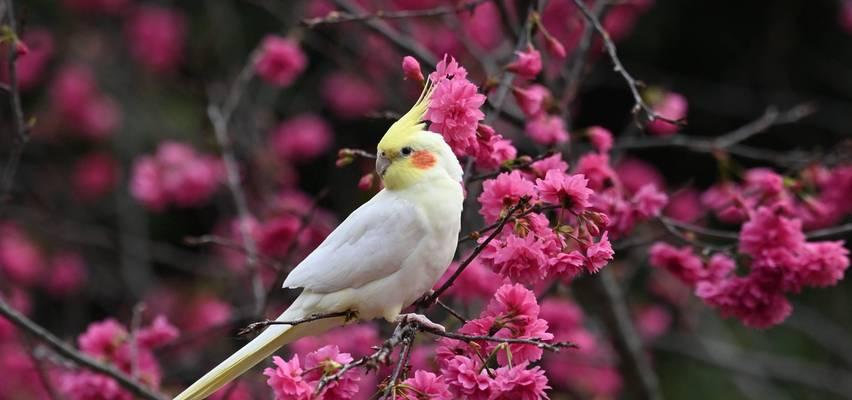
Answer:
[376, 82, 463, 190]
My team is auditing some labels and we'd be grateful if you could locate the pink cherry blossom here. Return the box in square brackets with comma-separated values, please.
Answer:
[45, 251, 87, 296]
[794, 241, 850, 287]
[255, 35, 307, 87]
[530, 153, 569, 178]
[631, 184, 668, 218]
[0, 223, 44, 286]
[400, 370, 452, 400]
[264, 355, 313, 400]
[60, 371, 132, 400]
[322, 72, 383, 119]
[665, 188, 702, 222]
[535, 170, 593, 212]
[696, 271, 792, 328]
[137, 315, 179, 349]
[130, 141, 224, 211]
[584, 232, 614, 273]
[429, 54, 468, 82]
[635, 305, 673, 341]
[78, 319, 128, 358]
[512, 84, 550, 118]
[614, 157, 665, 193]
[738, 206, 805, 267]
[647, 91, 687, 136]
[441, 355, 493, 400]
[576, 153, 616, 191]
[73, 152, 119, 201]
[305, 345, 361, 399]
[474, 124, 517, 170]
[481, 233, 549, 284]
[507, 46, 543, 80]
[493, 363, 550, 400]
[648, 242, 706, 285]
[125, 6, 186, 73]
[270, 114, 334, 162]
[425, 75, 486, 156]
[50, 65, 121, 139]
[525, 114, 568, 145]
[477, 170, 536, 222]
[586, 126, 613, 153]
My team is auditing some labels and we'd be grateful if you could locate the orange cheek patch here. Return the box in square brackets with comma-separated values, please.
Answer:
[411, 150, 437, 169]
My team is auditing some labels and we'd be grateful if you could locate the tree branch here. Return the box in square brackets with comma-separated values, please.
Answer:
[207, 58, 265, 316]
[303, 0, 492, 27]
[570, 0, 684, 127]
[236, 311, 355, 336]
[421, 325, 577, 352]
[0, 298, 166, 400]
[1, 0, 29, 200]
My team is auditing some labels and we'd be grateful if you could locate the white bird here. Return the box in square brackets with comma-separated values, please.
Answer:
[174, 83, 464, 400]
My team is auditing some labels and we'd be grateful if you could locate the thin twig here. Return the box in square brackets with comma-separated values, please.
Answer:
[303, 0, 491, 27]
[0, 298, 166, 400]
[236, 311, 354, 336]
[129, 303, 146, 379]
[435, 298, 467, 324]
[560, 0, 609, 120]
[380, 325, 416, 399]
[713, 104, 816, 148]
[1, 0, 29, 200]
[207, 58, 265, 316]
[467, 151, 556, 182]
[613, 104, 816, 167]
[421, 325, 577, 352]
[570, 0, 684, 127]
[23, 337, 62, 400]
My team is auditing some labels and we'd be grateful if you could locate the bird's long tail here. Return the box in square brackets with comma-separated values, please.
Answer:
[173, 306, 345, 400]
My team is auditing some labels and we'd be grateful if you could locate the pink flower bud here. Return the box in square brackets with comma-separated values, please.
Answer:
[401, 55, 424, 83]
[512, 84, 550, 117]
[507, 46, 542, 80]
[544, 35, 567, 59]
[587, 126, 613, 153]
[358, 173, 375, 191]
[14, 40, 29, 57]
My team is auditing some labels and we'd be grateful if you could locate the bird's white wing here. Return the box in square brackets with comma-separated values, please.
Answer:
[282, 189, 427, 293]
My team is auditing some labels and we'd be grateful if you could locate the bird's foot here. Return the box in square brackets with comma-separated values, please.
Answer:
[396, 313, 445, 332]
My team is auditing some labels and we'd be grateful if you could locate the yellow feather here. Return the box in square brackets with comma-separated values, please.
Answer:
[378, 80, 434, 151]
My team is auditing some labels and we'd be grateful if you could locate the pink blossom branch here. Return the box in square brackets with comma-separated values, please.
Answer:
[207, 58, 265, 316]
[570, 0, 685, 128]
[1, 0, 29, 200]
[303, 0, 492, 28]
[419, 325, 578, 352]
[467, 151, 557, 182]
[0, 297, 166, 400]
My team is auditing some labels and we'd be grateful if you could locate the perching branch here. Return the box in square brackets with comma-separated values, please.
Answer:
[1, 0, 29, 200]
[236, 310, 355, 336]
[0, 297, 166, 400]
[303, 0, 492, 27]
[207, 57, 265, 317]
[420, 325, 577, 352]
[570, 0, 685, 128]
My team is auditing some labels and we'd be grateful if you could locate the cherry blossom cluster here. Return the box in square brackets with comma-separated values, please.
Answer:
[130, 141, 225, 211]
[650, 165, 852, 327]
[476, 156, 615, 284]
[59, 316, 179, 399]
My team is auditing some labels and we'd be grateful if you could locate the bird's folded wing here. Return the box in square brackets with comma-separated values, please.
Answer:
[282, 190, 427, 293]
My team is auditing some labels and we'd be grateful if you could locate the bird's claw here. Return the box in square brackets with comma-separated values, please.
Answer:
[395, 313, 445, 332]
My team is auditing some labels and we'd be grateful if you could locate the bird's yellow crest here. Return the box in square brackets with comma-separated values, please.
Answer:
[378, 80, 435, 150]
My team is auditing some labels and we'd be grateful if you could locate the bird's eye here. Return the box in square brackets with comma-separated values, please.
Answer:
[401, 146, 413, 156]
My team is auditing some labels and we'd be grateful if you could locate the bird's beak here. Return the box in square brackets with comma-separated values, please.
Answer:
[376, 153, 391, 177]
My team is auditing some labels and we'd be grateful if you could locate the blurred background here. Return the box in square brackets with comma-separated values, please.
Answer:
[1, 0, 852, 399]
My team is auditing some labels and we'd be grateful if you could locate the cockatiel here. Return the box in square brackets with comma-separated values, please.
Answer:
[174, 84, 464, 400]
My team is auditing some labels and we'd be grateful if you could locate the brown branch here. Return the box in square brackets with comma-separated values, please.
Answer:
[421, 325, 577, 352]
[467, 151, 556, 182]
[380, 324, 416, 399]
[614, 104, 816, 167]
[560, 0, 609, 120]
[236, 310, 355, 336]
[483, 0, 541, 125]
[207, 57, 265, 316]
[303, 0, 491, 27]
[0, 297, 166, 400]
[1, 0, 29, 200]
[424, 198, 530, 306]
[570, 0, 684, 128]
